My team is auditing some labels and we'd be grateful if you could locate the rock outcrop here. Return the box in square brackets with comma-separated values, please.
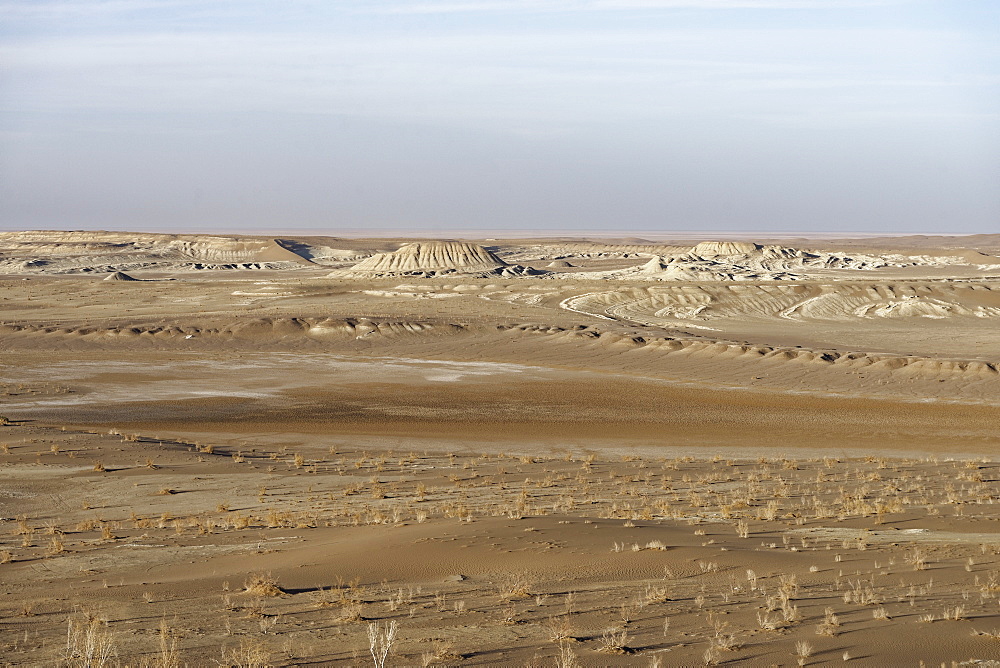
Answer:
[349, 242, 507, 274]
[103, 271, 141, 281]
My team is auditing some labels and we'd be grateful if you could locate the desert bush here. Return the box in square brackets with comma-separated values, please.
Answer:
[757, 610, 780, 631]
[421, 639, 460, 666]
[221, 638, 270, 668]
[545, 615, 575, 643]
[47, 536, 66, 555]
[368, 620, 398, 668]
[337, 603, 364, 623]
[496, 572, 532, 601]
[554, 641, 580, 668]
[905, 547, 928, 570]
[243, 573, 284, 597]
[597, 627, 631, 654]
[942, 605, 966, 621]
[795, 640, 813, 666]
[63, 614, 116, 667]
[644, 584, 671, 604]
[145, 619, 180, 668]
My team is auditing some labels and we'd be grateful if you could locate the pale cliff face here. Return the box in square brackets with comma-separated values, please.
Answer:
[691, 241, 761, 257]
[350, 242, 507, 273]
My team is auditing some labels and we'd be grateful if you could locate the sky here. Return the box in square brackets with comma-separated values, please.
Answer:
[0, 0, 997, 235]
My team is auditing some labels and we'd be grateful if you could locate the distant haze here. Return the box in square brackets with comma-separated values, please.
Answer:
[1, 1, 997, 235]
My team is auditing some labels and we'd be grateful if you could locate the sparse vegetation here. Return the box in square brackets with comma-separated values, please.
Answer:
[367, 620, 398, 668]
[63, 614, 116, 667]
[243, 573, 285, 598]
[3, 420, 1000, 665]
[597, 627, 631, 654]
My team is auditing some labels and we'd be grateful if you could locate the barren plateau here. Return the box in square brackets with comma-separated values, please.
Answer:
[1, 231, 999, 667]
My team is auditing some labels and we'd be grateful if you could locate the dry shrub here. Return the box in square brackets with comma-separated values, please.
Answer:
[368, 620, 398, 668]
[221, 638, 271, 668]
[337, 603, 365, 623]
[497, 572, 533, 601]
[308, 586, 340, 608]
[597, 627, 631, 654]
[545, 615, 575, 643]
[64, 614, 116, 667]
[147, 619, 181, 668]
[243, 573, 285, 597]
[421, 640, 461, 666]
[242, 599, 266, 619]
[46, 536, 66, 555]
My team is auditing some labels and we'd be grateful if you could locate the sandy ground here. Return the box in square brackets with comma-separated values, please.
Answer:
[1, 233, 1000, 666]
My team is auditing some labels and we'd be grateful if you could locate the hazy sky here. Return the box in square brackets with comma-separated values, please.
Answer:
[1, 0, 997, 235]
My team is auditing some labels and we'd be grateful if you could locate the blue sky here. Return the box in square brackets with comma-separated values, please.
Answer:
[1, 0, 997, 234]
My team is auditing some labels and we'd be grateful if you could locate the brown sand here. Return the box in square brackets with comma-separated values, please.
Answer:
[1, 232, 999, 666]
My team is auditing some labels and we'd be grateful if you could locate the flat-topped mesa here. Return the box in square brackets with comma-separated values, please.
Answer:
[0, 230, 315, 270]
[690, 241, 761, 257]
[350, 241, 508, 274]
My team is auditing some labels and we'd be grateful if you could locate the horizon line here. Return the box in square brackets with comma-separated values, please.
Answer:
[0, 227, 988, 241]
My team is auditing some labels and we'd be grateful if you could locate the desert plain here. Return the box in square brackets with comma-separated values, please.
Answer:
[1, 230, 1000, 667]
